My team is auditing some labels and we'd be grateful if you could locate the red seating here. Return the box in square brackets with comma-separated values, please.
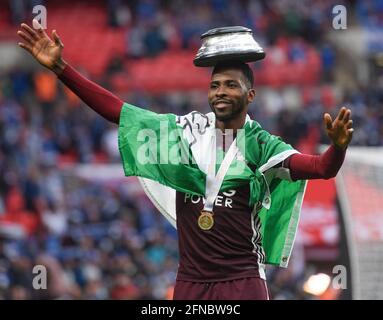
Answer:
[3, 1, 323, 91]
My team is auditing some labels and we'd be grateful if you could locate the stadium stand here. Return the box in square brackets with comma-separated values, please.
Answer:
[0, 0, 382, 299]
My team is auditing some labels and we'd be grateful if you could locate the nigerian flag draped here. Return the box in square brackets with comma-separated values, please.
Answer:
[118, 102, 306, 267]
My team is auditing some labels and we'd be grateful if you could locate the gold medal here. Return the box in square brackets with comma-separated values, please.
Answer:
[198, 210, 214, 230]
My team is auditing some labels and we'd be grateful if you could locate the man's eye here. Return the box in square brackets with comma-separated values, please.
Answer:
[228, 83, 238, 88]
[210, 84, 218, 89]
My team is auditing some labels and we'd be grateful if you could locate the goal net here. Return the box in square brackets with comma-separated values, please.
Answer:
[336, 146, 383, 299]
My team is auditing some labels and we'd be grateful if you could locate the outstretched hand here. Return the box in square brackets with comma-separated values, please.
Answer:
[17, 19, 66, 74]
[324, 107, 354, 150]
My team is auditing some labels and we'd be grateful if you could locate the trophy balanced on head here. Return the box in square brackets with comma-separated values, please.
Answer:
[193, 26, 266, 68]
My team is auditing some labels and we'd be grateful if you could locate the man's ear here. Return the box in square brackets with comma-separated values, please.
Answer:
[247, 88, 256, 103]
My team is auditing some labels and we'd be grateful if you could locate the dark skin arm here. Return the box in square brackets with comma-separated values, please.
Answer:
[17, 20, 123, 124]
[17, 20, 67, 75]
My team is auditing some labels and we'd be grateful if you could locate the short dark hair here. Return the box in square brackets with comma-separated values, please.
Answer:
[212, 60, 254, 89]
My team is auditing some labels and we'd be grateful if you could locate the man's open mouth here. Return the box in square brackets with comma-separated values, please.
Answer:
[214, 100, 232, 109]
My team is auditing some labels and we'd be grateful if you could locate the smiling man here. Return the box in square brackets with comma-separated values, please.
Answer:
[17, 21, 353, 300]
[209, 62, 255, 128]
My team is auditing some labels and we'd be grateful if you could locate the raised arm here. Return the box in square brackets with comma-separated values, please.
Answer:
[17, 21, 122, 124]
[286, 107, 354, 180]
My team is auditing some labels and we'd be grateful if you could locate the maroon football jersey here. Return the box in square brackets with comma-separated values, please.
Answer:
[175, 184, 265, 282]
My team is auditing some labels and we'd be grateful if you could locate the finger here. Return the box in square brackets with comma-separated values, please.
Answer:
[324, 113, 333, 130]
[32, 18, 42, 30]
[21, 23, 39, 40]
[17, 30, 35, 45]
[18, 42, 33, 54]
[346, 120, 353, 129]
[344, 128, 354, 146]
[33, 19, 49, 38]
[348, 128, 354, 139]
[52, 30, 64, 47]
[343, 109, 351, 123]
[337, 107, 346, 121]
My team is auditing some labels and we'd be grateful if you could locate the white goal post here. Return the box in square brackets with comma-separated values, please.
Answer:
[336, 146, 383, 300]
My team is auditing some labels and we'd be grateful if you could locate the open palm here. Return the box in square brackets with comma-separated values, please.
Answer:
[324, 107, 354, 150]
[17, 20, 64, 72]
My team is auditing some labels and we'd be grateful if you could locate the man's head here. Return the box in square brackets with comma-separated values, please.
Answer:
[208, 61, 255, 123]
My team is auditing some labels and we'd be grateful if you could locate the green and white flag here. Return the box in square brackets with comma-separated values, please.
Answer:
[118, 103, 307, 267]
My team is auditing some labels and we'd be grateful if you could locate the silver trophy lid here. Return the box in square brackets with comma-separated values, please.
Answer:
[194, 26, 266, 67]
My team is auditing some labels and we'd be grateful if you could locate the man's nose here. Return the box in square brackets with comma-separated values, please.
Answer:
[215, 86, 227, 97]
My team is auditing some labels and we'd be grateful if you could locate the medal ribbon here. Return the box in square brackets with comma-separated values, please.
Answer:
[203, 135, 239, 212]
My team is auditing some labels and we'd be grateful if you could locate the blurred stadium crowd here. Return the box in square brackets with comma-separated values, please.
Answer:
[0, 0, 382, 299]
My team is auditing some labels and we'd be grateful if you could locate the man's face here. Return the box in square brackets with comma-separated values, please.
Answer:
[208, 68, 254, 121]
